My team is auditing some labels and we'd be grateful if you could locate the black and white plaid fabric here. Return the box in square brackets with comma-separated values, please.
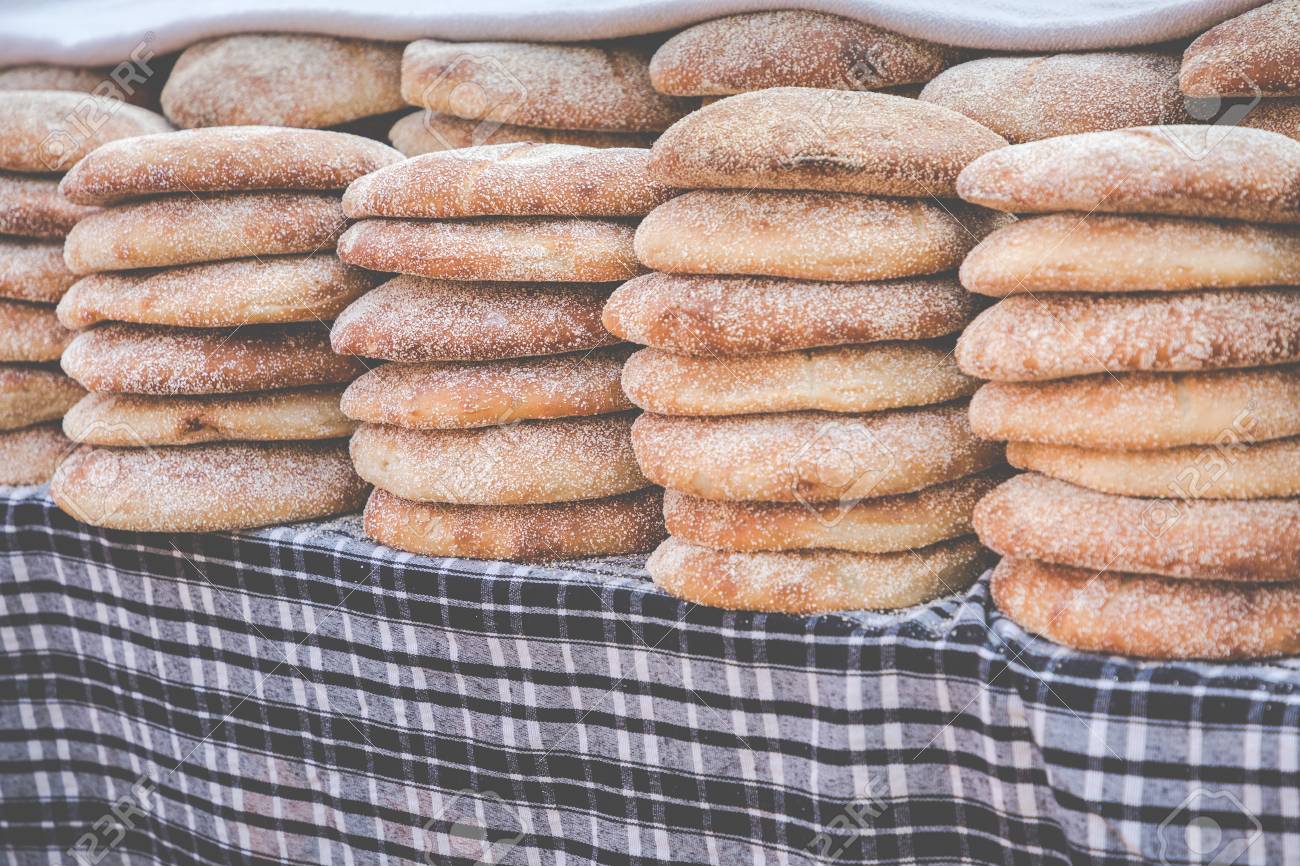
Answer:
[2, 484, 1297, 866]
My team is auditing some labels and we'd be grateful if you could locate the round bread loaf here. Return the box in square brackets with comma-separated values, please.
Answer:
[63, 387, 354, 446]
[956, 289, 1300, 382]
[1007, 438, 1300, 500]
[993, 557, 1300, 660]
[960, 214, 1300, 295]
[341, 347, 633, 429]
[64, 193, 346, 274]
[0, 300, 73, 362]
[364, 487, 665, 561]
[0, 172, 97, 238]
[162, 34, 405, 128]
[337, 217, 641, 282]
[647, 87, 1006, 196]
[621, 342, 977, 416]
[648, 536, 990, 613]
[402, 38, 691, 132]
[331, 276, 617, 362]
[957, 126, 1300, 223]
[57, 255, 377, 329]
[664, 470, 1004, 553]
[62, 323, 364, 395]
[0, 91, 170, 174]
[0, 64, 159, 107]
[0, 364, 84, 430]
[0, 237, 76, 303]
[602, 272, 977, 355]
[1240, 96, 1300, 140]
[970, 367, 1300, 449]
[61, 126, 402, 205]
[1181, 0, 1300, 97]
[974, 472, 1300, 582]
[919, 52, 1190, 143]
[388, 110, 656, 157]
[0, 422, 70, 485]
[648, 11, 958, 96]
[350, 414, 647, 505]
[50, 440, 369, 531]
[343, 143, 674, 219]
[635, 190, 1007, 281]
[632, 404, 1002, 503]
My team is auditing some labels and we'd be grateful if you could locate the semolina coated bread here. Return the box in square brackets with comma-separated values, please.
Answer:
[0, 300, 74, 362]
[0, 64, 159, 107]
[342, 142, 675, 219]
[340, 347, 633, 429]
[387, 110, 655, 157]
[0, 172, 97, 239]
[973, 472, 1300, 583]
[992, 557, 1300, 660]
[0, 364, 84, 430]
[162, 34, 405, 128]
[647, 87, 1006, 196]
[648, 536, 991, 614]
[402, 38, 692, 133]
[1181, 0, 1300, 97]
[0, 422, 71, 484]
[0, 237, 76, 303]
[331, 276, 617, 362]
[969, 367, 1300, 449]
[956, 126, 1300, 223]
[635, 190, 1008, 281]
[602, 272, 978, 356]
[955, 289, 1300, 382]
[0, 91, 170, 174]
[60, 126, 402, 205]
[918, 52, 1191, 143]
[959, 214, 1300, 296]
[648, 11, 958, 96]
[364, 487, 665, 561]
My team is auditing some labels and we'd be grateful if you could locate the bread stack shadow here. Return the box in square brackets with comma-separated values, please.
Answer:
[955, 125, 1300, 660]
[49, 126, 402, 531]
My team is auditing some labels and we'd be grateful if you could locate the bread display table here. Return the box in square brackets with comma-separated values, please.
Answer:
[1, 485, 1295, 865]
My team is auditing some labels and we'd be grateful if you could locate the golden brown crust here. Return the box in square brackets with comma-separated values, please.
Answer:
[648, 87, 1005, 196]
[1240, 96, 1300, 140]
[0, 422, 70, 484]
[956, 126, 1300, 223]
[632, 403, 1003, 503]
[0, 237, 76, 303]
[602, 272, 977, 355]
[338, 217, 642, 283]
[402, 38, 692, 133]
[664, 470, 1004, 553]
[62, 323, 365, 395]
[1006, 438, 1300, 500]
[63, 193, 346, 274]
[0, 299, 74, 362]
[330, 276, 617, 362]
[50, 440, 369, 531]
[350, 414, 648, 505]
[635, 190, 1007, 280]
[0, 171, 98, 239]
[956, 289, 1300, 382]
[340, 347, 633, 429]
[0, 91, 170, 174]
[1181, 0, 1300, 97]
[648, 11, 958, 96]
[162, 34, 405, 128]
[991, 557, 1300, 660]
[0, 64, 159, 107]
[343, 143, 674, 219]
[63, 388, 355, 446]
[974, 473, 1300, 582]
[364, 487, 665, 561]
[57, 255, 377, 329]
[969, 367, 1300, 449]
[61, 126, 402, 205]
[919, 52, 1191, 143]
[960, 214, 1300, 295]
[648, 536, 992, 613]
[387, 110, 656, 157]
[621, 343, 977, 416]
[0, 364, 84, 429]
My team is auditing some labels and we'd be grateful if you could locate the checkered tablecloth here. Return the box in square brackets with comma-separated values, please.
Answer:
[1, 484, 1297, 866]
